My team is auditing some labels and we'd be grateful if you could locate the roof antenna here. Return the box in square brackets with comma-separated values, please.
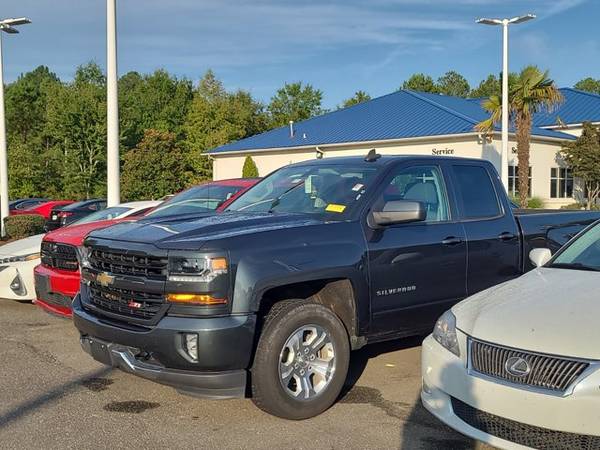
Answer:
[364, 149, 381, 162]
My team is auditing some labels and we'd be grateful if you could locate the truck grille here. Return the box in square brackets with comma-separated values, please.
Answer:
[41, 242, 78, 271]
[451, 397, 600, 450]
[470, 339, 589, 393]
[88, 281, 165, 320]
[88, 248, 168, 280]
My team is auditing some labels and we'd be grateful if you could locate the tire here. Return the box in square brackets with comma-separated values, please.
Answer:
[251, 299, 350, 420]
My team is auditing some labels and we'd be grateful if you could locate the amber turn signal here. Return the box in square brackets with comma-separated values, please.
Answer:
[166, 293, 227, 306]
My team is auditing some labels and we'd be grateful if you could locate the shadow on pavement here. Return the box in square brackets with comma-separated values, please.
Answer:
[0, 366, 113, 429]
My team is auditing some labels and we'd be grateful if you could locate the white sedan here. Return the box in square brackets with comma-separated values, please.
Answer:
[0, 200, 160, 301]
[421, 220, 600, 450]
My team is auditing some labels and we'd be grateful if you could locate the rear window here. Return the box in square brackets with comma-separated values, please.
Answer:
[452, 165, 502, 219]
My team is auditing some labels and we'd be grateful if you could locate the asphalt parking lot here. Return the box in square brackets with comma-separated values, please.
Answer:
[0, 300, 489, 450]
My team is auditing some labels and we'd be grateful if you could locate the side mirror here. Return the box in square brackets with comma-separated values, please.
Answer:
[371, 200, 426, 227]
[529, 248, 552, 268]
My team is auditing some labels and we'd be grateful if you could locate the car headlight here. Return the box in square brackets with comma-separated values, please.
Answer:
[0, 253, 40, 264]
[432, 310, 460, 357]
[76, 246, 91, 269]
[168, 256, 228, 282]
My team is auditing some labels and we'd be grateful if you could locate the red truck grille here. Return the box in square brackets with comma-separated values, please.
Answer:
[41, 242, 78, 271]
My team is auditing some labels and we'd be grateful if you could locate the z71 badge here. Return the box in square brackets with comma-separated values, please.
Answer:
[376, 285, 417, 297]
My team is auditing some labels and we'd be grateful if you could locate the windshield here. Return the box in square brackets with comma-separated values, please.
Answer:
[550, 222, 600, 271]
[146, 184, 243, 218]
[226, 164, 377, 217]
[71, 206, 131, 225]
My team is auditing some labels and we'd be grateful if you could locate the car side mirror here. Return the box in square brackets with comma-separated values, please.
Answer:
[529, 248, 552, 268]
[371, 200, 426, 227]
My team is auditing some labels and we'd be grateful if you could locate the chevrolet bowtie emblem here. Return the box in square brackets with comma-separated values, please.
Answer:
[96, 272, 115, 287]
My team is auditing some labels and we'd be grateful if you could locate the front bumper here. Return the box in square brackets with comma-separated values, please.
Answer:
[33, 264, 80, 317]
[73, 294, 256, 399]
[0, 259, 38, 301]
[421, 334, 600, 450]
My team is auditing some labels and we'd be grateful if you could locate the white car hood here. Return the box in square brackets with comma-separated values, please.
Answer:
[0, 234, 43, 257]
[454, 267, 600, 360]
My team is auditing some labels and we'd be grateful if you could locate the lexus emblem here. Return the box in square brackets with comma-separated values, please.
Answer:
[96, 272, 115, 287]
[505, 356, 531, 378]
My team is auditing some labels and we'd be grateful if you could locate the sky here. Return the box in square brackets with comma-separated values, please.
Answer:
[1, 0, 598, 109]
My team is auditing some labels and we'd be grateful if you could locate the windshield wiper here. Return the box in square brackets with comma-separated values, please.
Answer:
[268, 183, 304, 213]
[548, 262, 600, 272]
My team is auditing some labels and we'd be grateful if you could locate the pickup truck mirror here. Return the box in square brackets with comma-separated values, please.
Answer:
[371, 200, 426, 227]
[529, 248, 552, 268]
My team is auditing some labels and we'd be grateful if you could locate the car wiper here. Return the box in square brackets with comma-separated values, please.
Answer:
[548, 262, 600, 272]
[268, 183, 304, 213]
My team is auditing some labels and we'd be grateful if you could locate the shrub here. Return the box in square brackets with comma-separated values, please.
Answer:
[242, 156, 259, 178]
[560, 203, 585, 210]
[4, 214, 45, 239]
[527, 197, 544, 209]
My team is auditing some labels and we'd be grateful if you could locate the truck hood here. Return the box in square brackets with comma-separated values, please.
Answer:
[86, 212, 325, 249]
[454, 267, 600, 359]
[0, 234, 43, 257]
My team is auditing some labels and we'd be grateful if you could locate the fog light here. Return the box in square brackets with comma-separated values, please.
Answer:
[184, 333, 199, 361]
[10, 273, 26, 296]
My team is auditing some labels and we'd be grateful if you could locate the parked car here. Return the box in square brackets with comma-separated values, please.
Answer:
[0, 234, 44, 301]
[33, 201, 162, 316]
[71, 154, 600, 419]
[45, 199, 107, 231]
[421, 220, 600, 450]
[144, 178, 259, 218]
[9, 198, 49, 213]
[12, 200, 74, 219]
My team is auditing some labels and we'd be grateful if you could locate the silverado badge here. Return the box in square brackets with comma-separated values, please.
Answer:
[96, 272, 115, 287]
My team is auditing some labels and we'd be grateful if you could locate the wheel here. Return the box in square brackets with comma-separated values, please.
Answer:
[251, 299, 350, 420]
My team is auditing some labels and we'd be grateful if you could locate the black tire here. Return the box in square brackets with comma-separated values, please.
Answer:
[251, 299, 350, 420]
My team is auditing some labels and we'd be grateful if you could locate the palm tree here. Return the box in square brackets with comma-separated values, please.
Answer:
[477, 66, 563, 208]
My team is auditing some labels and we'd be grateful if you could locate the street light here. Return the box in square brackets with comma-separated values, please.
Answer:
[0, 17, 31, 237]
[106, 0, 119, 206]
[477, 14, 536, 191]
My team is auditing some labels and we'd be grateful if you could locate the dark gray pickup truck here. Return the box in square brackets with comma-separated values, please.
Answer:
[72, 154, 600, 419]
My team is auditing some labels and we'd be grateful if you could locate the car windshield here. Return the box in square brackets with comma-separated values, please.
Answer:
[226, 164, 378, 217]
[550, 223, 600, 271]
[145, 184, 243, 218]
[71, 206, 131, 225]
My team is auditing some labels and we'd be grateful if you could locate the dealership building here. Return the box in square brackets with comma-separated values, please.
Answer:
[209, 88, 600, 208]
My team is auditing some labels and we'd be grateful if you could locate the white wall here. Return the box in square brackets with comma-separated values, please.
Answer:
[212, 134, 577, 207]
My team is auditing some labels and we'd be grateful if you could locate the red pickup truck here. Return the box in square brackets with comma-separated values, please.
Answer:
[34, 178, 260, 317]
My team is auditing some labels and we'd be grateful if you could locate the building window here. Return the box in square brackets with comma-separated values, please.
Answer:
[508, 166, 532, 196]
[550, 168, 573, 198]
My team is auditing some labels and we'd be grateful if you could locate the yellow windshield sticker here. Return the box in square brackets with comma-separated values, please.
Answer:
[326, 204, 346, 213]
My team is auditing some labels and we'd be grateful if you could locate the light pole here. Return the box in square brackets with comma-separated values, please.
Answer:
[106, 0, 119, 206]
[477, 14, 535, 191]
[0, 17, 31, 237]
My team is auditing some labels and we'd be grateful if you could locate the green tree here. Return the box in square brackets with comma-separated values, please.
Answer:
[401, 73, 438, 93]
[184, 71, 268, 180]
[44, 62, 107, 199]
[242, 155, 259, 178]
[122, 129, 194, 200]
[469, 73, 519, 98]
[477, 66, 563, 208]
[561, 122, 600, 210]
[268, 82, 323, 127]
[574, 77, 600, 94]
[341, 90, 371, 108]
[437, 70, 470, 97]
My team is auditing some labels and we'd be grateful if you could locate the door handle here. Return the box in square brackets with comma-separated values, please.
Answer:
[442, 236, 463, 246]
[498, 232, 517, 241]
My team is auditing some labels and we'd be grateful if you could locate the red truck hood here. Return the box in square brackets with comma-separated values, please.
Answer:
[43, 219, 128, 246]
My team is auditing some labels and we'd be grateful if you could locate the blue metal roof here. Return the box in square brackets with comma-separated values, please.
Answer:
[209, 88, 583, 154]
[533, 88, 600, 127]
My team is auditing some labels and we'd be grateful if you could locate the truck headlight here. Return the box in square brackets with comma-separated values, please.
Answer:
[432, 310, 460, 357]
[76, 246, 91, 269]
[168, 256, 227, 283]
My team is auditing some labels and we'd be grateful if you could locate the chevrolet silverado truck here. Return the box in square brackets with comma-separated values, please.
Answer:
[72, 154, 600, 419]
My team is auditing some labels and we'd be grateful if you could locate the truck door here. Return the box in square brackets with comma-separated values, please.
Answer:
[365, 163, 467, 336]
[449, 162, 521, 295]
